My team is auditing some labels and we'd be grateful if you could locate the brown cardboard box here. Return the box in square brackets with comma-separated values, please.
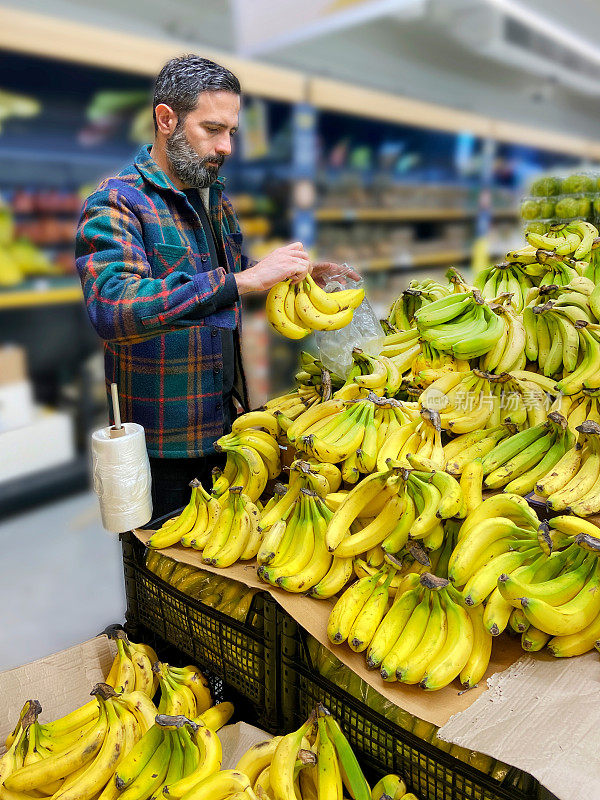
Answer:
[0, 346, 27, 386]
[0, 636, 116, 749]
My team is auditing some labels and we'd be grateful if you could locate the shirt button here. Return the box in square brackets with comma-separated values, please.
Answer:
[201, 255, 208, 262]
[216, 402, 222, 411]
[213, 366, 221, 375]
[211, 329, 218, 338]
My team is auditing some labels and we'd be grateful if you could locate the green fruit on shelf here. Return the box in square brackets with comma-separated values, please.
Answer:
[539, 200, 555, 218]
[520, 199, 541, 220]
[530, 176, 562, 197]
[555, 196, 581, 218]
[562, 174, 594, 194]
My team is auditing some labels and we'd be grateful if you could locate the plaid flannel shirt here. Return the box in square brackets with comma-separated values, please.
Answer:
[76, 144, 250, 458]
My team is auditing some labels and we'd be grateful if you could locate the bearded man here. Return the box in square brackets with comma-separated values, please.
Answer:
[76, 54, 352, 518]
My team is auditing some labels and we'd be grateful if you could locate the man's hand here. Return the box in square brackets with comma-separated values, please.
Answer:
[310, 261, 361, 287]
[235, 242, 310, 295]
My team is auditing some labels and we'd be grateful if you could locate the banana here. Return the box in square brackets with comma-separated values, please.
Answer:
[348, 571, 395, 653]
[115, 723, 164, 790]
[5, 689, 109, 792]
[316, 716, 343, 800]
[327, 573, 380, 645]
[169, 769, 250, 800]
[232, 410, 280, 437]
[365, 583, 421, 671]
[333, 491, 405, 559]
[371, 774, 407, 800]
[397, 589, 447, 685]
[269, 717, 315, 800]
[521, 626, 551, 652]
[325, 470, 398, 552]
[520, 558, 600, 636]
[235, 736, 283, 785]
[498, 555, 593, 608]
[323, 712, 371, 800]
[308, 556, 354, 599]
[266, 281, 311, 340]
[276, 495, 333, 593]
[55, 697, 125, 800]
[380, 593, 431, 682]
[163, 724, 222, 799]
[421, 588, 473, 690]
[149, 481, 200, 549]
[460, 602, 493, 689]
[295, 283, 354, 331]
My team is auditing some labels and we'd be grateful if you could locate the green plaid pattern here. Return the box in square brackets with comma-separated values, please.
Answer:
[76, 145, 249, 457]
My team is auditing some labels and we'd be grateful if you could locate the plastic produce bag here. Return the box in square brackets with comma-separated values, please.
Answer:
[314, 268, 384, 378]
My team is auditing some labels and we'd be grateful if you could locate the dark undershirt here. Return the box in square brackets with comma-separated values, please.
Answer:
[181, 188, 236, 408]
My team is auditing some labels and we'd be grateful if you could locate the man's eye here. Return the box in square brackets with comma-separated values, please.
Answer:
[230, 130, 237, 138]
[207, 127, 220, 133]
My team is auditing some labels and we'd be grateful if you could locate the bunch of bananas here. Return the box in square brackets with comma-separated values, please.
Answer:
[263, 385, 322, 430]
[414, 290, 504, 360]
[443, 426, 511, 475]
[186, 486, 261, 568]
[420, 369, 550, 432]
[258, 489, 354, 596]
[471, 412, 575, 495]
[344, 347, 406, 397]
[111, 712, 223, 800]
[526, 219, 597, 263]
[522, 301, 591, 382]
[266, 276, 364, 339]
[493, 528, 600, 656]
[1, 683, 158, 800]
[533, 420, 600, 515]
[410, 340, 470, 388]
[475, 262, 535, 312]
[234, 705, 415, 800]
[154, 662, 212, 718]
[214, 428, 281, 501]
[376, 408, 444, 471]
[149, 481, 221, 551]
[378, 328, 421, 376]
[478, 302, 527, 373]
[328, 569, 483, 692]
[524, 276, 595, 319]
[561, 389, 600, 433]
[448, 494, 544, 637]
[387, 278, 450, 329]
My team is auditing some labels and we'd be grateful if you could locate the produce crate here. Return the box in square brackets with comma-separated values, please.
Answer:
[279, 613, 540, 800]
[120, 528, 280, 731]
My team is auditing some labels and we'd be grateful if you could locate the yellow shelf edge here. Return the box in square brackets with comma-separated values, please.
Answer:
[0, 286, 82, 309]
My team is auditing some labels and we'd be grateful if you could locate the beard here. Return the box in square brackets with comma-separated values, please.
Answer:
[165, 122, 225, 188]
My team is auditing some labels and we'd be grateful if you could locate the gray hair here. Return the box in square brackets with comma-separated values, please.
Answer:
[153, 54, 241, 132]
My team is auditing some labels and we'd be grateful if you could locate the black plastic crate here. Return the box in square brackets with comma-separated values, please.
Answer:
[279, 613, 540, 800]
[120, 529, 280, 732]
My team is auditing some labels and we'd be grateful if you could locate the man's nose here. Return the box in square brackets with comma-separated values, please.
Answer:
[215, 133, 232, 156]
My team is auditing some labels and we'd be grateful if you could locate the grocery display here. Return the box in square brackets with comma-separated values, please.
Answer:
[521, 172, 600, 232]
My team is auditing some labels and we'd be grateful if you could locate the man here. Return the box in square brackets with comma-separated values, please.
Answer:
[76, 55, 353, 518]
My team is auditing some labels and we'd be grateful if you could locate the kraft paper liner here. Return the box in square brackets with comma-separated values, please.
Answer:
[133, 528, 525, 727]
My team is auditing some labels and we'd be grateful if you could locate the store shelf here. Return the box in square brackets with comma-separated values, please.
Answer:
[316, 207, 476, 222]
[360, 248, 470, 273]
[0, 279, 82, 310]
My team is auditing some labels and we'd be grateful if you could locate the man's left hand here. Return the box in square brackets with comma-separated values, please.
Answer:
[310, 261, 361, 287]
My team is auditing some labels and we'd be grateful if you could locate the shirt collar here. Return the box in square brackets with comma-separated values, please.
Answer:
[134, 144, 226, 194]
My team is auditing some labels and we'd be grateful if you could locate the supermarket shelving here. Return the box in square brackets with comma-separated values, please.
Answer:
[0, 279, 82, 310]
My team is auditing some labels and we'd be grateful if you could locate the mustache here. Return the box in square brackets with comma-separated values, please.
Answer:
[201, 154, 225, 167]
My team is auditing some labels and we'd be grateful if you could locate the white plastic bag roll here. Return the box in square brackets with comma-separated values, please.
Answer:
[91, 422, 152, 533]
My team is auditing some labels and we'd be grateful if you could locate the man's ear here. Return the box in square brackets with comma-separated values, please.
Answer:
[154, 103, 178, 136]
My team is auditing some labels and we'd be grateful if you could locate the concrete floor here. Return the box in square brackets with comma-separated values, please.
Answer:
[0, 492, 126, 672]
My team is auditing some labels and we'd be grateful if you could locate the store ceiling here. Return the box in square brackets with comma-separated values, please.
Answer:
[3, 0, 600, 140]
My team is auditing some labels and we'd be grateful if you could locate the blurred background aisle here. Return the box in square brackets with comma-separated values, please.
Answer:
[1, 0, 599, 660]
[0, 492, 124, 670]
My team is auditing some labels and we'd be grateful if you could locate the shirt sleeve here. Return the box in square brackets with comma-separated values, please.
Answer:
[75, 183, 228, 344]
[179, 273, 239, 321]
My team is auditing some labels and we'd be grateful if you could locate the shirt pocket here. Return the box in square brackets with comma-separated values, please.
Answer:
[151, 242, 195, 278]
[224, 231, 243, 274]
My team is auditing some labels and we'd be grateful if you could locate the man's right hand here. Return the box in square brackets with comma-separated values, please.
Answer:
[235, 242, 310, 295]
